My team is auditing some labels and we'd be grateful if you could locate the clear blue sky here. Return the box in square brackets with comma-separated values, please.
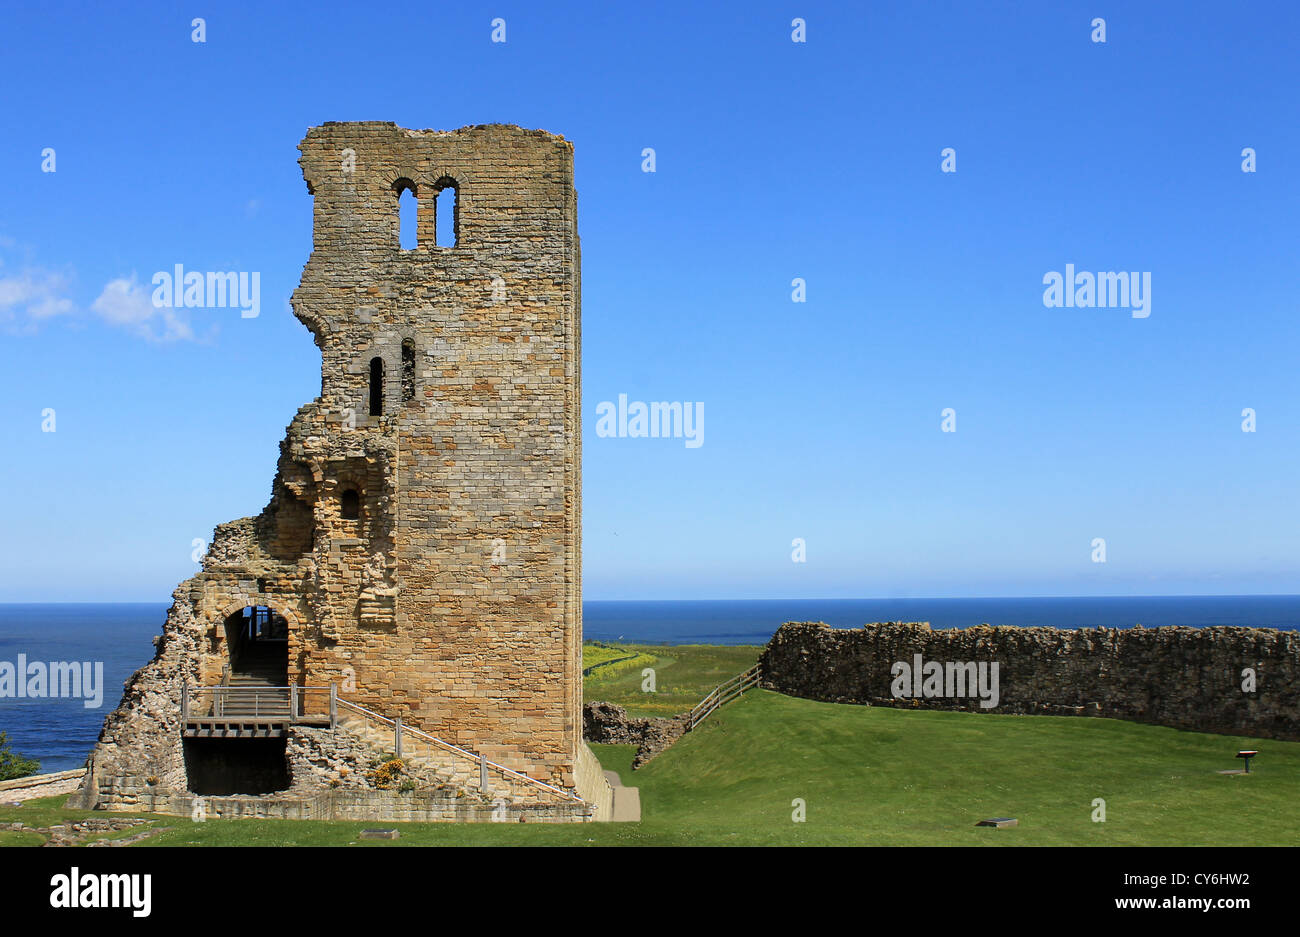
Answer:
[1, 1, 1297, 601]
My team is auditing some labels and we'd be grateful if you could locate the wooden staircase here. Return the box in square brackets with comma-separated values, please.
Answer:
[222, 642, 289, 717]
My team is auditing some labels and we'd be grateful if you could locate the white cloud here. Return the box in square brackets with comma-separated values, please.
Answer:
[89, 275, 151, 326]
[0, 269, 76, 325]
[0, 256, 198, 342]
[91, 275, 194, 342]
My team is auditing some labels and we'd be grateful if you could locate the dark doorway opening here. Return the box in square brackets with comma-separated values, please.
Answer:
[184, 737, 289, 795]
[341, 488, 360, 521]
[224, 606, 288, 688]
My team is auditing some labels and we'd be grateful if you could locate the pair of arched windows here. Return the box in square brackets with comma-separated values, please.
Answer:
[368, 340, 417, 417]
[396, 178, 457, 251]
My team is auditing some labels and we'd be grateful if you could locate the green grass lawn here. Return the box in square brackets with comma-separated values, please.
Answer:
[4, 687, 1294, 846]
[618, 690, 1300, 845]
[583, 642, 762, 717]
[0, 829, 47, 846]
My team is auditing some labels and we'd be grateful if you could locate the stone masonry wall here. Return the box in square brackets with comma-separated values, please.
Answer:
[760, 622, 1300, 740]
[71, 123, 585, 813]
[114, 789, 592, 824]
[573, 742, 613, 821]
[291, 122, 582, 785]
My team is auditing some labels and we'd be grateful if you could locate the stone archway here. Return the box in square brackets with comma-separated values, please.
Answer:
[216, 596, 302, 630]
[214, 598, 298, 687]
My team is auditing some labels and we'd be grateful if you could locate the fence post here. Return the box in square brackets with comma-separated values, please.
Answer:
[395, 716, 403, 758]
[329, 684, 337, 728]
[480, 754, 489, 793]
[290, 685, 298, 720]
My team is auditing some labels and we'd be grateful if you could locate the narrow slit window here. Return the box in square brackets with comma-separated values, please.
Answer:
[396, 181, 418, 251]
[341, 489, 360, 521]
[368, 356, 384, 416]
[401, 339, 416, 403]
[435, 181, 457, 247]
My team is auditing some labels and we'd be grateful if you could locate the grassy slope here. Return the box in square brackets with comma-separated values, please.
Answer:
[624, 690, 1300, 846]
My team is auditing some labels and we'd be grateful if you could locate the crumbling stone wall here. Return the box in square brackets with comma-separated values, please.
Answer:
[760, 622, 1300, 740]
[583, 701, 689, 767]
[72, 123, 583, 812]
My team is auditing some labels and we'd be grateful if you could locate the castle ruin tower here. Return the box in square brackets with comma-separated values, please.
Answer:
[71, 123, 595, 818]
[288, 122, 583, 782]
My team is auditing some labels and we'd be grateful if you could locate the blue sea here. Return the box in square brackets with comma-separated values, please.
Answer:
[2, 596, 1297, 773]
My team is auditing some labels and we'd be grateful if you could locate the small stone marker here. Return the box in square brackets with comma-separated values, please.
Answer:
[359, 828, 400, 840]
[976, 817, 1018, 829]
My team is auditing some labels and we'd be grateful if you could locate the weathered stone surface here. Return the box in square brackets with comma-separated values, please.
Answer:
[286, 726, 451, 794]
[760, 621, 1300, 740]
[583, 701, 688, 768]
[574, 742, 614, 821]
[71, 123, 586, 816]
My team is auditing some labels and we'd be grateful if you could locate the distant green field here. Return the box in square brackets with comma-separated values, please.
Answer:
[3, 641, 1295, 847]
[582, 642, 761, 717]
[581, 643, 627, 671]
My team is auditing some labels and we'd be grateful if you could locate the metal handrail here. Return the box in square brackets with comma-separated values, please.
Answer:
[183, 685, 336, 722]
[687, 664, 761, 730]
[335, 697, 586, 805]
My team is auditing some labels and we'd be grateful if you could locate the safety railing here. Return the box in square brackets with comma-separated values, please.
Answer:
[686, 664, 761, 731]
[181, 685, 338, 723]
[334, 697, 586, 805]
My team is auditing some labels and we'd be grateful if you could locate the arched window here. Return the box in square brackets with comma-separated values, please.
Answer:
[395, 179, 418, 251]
[341, 488, 360, 521]
[434, 178, 458, 247]
[368, 356, 384, 416]
[401, 339, 416, 403]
